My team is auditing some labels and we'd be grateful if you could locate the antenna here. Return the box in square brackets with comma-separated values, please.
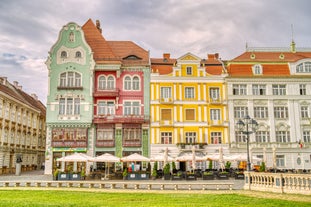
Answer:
[291, 24, 294, 42]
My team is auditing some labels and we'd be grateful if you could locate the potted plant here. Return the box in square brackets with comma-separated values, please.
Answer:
[80, 168, 86, 180]
[151, 162, 158, 180]
[217, 171, 229, 180]
[53, 169, 59, 180]
[163, 163, 171, 180]
[202, 171, 214, 180]
[259, 162, 266, 172]
[122, 168, 128, 180]
[186, 172, 197, 180]
[171, 171, 183, 180]
[235, 171, 244, 179]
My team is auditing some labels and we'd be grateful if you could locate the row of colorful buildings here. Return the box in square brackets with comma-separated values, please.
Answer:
[43, 19, 311, 175]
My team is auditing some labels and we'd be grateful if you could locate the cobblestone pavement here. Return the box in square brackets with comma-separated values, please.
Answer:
[0, 170, 245, 190]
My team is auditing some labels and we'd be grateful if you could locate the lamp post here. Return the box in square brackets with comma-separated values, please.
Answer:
[236, 115, 258, 171]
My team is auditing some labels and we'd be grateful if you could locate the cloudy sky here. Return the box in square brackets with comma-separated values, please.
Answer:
[1, 0, 311, 104]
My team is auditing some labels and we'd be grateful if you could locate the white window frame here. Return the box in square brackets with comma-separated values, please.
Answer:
[209, 88, 220, 100]
[252, 84, 266, 95]
[274, 107, 288, 119]
[233, 84, 247, 95]
[272, 84, 286, 95]
[59, 72, 82, 88]
[161, 132, 172, 144]
[300, 84, 306, 95]
[255, 131, 270, 143]
[211, 132, 222, 144]
[254, 107, 268, 119]
[124, 101, 140, 115]
[160, 87, 172, 99]
[210, 109, 220, 120]
[185, 87, 195, 99]
[300, 106, 309, 118]
[186, 66, 192, 75]
[234, 107, 248, 118]
[185, 132, 196, 144]
[59, 98, 80, 115]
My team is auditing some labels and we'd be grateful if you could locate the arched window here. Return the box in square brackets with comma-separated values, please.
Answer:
[61, 51, 67, 58]
[75, 51, 82, 58]
[107, 76, 114, 89]
[124, 76, 131, 90]
[98, 76, 106, 90]
[132, 76, 140, 90]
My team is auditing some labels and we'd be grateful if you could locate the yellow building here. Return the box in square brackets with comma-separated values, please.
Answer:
[150, 53, 228, 171]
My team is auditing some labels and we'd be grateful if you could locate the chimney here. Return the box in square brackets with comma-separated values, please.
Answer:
[207, 54, 215, 60]
[31, 93, 38, 101]
[13, 81, 19, 87]
[215, 53, 219, 59]
[163, 53, 170, 61]
[0, 77, 7, 85]
[96, 20, 102, 33]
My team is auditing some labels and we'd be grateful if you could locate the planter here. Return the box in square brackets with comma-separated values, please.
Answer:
[58, 173, 70, 180]
[127, 173, 150, 180]
[171, 175, 183, 180]
[217, 173, 229, 180]
[203, 175, 214, 180]
[70, 173, 81, 180]
[235, 174, 245, 180]
[163, 174, 171, 180]
[186, 174, 197, 180]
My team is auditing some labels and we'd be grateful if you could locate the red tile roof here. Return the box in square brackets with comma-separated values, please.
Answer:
[82, 19, 149, 65]
[0, 78, 46, 116]
[232, 51, 311, 62]
[227, 64, 290, 77]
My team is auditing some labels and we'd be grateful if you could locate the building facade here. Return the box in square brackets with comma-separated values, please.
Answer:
[227, 42, 311, 170]
[45, 19, 150, 174]
[0, 77, 46, 174]
[150, 53, 228, 170]
[83, 20, 150, 164]
[45, 22, 95, 175]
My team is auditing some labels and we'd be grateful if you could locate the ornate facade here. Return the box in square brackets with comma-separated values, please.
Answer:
[227, 42, 311, 170]
[150, 53, 228, 170]
[0, 77, 46, 174]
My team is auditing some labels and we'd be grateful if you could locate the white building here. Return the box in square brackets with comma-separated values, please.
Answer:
[227, 42, 311, 171]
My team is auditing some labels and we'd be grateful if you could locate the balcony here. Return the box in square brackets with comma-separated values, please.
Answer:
[160, 120, 173, 126]
[209, 98, 224, 104]
[123, 139, 142, 147]
[93, 115, 150, 124]
[93, 88, 120, 97]
[96, 139, 115, 147]
[57, 86, 83, 90]
[52, 139, 87, 148]
[159, 97, 174, 104]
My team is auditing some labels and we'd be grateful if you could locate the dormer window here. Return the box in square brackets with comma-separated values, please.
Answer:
[123, 55, 142, 60]
[296, 62, 311, 73]
[75, 51, 82, 58]
[61, 51, 67, 58]
[252, 64, 262, 75]
[69, 32, 75, 42]
[186, 66, 192, 75]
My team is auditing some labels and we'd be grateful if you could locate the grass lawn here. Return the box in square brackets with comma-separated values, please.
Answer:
[0, 189, 310, 207]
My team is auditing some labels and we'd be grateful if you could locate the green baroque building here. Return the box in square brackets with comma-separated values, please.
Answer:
[45, 22, 95, 175]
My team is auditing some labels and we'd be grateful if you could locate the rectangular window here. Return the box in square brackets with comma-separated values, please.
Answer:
[66, 98, 73, 115]
[161, 132, 172, 144]
[209, 88, 220, 100]
[124, 101, 140, 115]
[186, 66, 192, 75]
[185, 109, 195, 120]
[233, 84, 247, 95]
[59, 99, 65, 115]
[234, 107, 248, 118]
[303, 131, 311, 143]
[185, 132, 196, 144]
[272, 84, 286, 95]
[161, 109, 172, 120]
[97, 128, 114, 140]
[74, 98, 80, 115]
[252, 84, 266, 95]
[211, 132, 222, 144]
[276, 155, 285, 167]
[274, 107, 288, 119]
[210, 109, 220, 120]
[123, 127, 141, 140]
[98, 102, 107, 115]
[185, 87, 194, 99]
[161, 87, 172, 99]
[235, 131, 246, 143]
[301, 106, 309, 118]
[300, 84, 306, 95]
[254, 107, 268, 119]
[255, 131, 270, 142]
[67, 72, 74, 87]
[276, 131, 290, 142]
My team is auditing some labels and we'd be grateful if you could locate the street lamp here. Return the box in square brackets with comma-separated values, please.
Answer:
[236, 115, 258, 171]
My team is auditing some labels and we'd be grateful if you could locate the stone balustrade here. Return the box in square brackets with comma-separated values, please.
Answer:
[244, 172, 311, 195]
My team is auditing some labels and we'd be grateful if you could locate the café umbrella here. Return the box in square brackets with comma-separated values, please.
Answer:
[93, 153, 120, 179]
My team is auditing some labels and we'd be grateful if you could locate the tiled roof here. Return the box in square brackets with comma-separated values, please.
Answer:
[107, 41, 149, 65]
[82, 19, 149, 66]
[0, 78, 46, 115]
[227, 64, 290, 77]
[231, 51, 311, 62]
[82, 19, 117, 62]
[205, 65, 224, 75]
